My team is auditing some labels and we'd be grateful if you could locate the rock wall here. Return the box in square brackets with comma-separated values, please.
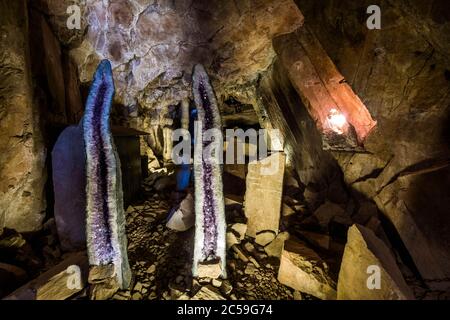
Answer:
[28, 7, 85, 127]
[293, 0, 450, 288]
[257, 59, 340, 187]
[338, 225, 414, 300]
[0, 0, 47, 233]
[37, 0, 304, 131]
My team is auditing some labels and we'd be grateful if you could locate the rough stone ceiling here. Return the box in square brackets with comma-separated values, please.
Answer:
[39, 0, 304, 109]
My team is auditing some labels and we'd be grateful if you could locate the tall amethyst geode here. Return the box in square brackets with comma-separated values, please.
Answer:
[192, 64, 227, 279]
[83, 60, 131, 290]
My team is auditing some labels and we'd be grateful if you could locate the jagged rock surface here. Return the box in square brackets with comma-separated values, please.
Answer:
[0, 0, 47, 233]
[337, 225, 414, 300]
[36, 0, 304, 125]
[295, 0, 450, 289]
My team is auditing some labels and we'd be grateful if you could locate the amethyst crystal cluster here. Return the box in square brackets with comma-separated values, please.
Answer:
[83, 60, 131, 289]
[192, 64, 227, 278]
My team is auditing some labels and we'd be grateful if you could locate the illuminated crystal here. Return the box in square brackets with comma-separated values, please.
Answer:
[83, 60, 131, 290]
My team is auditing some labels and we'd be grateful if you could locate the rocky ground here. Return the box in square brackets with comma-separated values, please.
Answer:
[0, 219, 66, 298]
[2, 163, 447, 300]
[108, 163, 447, 301]
[111, 168, 306, 300]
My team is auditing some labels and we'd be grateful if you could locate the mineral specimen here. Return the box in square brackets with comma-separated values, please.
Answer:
[52, 124, 86, 252]
[83, 60, 131, 291]
[192, 64, 227, 279]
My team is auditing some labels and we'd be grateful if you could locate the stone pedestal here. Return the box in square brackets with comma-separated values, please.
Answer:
[52, 125, 86, 252]
[244, 152, 286, 238]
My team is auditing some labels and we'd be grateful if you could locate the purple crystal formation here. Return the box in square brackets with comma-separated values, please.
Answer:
[192, 64, 226, 277]
[83, 60, 131, 289]
[199, 82, 218, 258]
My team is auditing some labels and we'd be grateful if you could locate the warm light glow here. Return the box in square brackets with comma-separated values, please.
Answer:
[327, 108, 347, 134]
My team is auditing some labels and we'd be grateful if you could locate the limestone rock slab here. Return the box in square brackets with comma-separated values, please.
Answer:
[245, 152, 286, 238]
[278, 237, 336, 300]
[337, 225, 414, 300]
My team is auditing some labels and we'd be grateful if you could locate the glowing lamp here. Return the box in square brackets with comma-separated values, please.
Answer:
[326, 108, 347, 135]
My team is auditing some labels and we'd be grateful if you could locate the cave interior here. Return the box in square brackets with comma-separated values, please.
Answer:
[0, 0, 450, 301]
